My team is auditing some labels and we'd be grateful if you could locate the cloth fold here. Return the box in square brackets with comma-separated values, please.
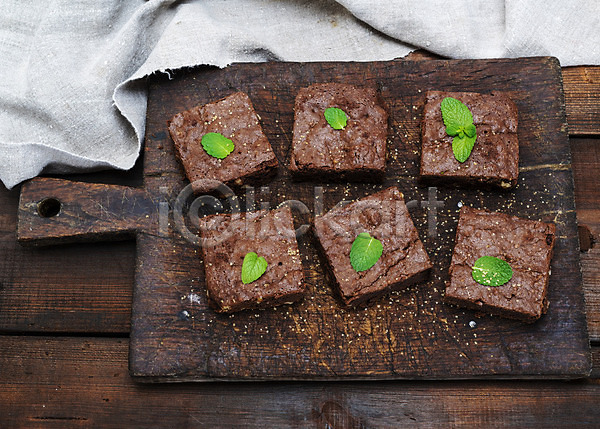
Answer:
[1, 0, 598, 189]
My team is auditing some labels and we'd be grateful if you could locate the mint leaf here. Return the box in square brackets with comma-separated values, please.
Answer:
[324, 107, 348, 130]
[440, 97, 477, 163]
[241, 252, 268, 284]
[350, 232, 383, 272]
[464, 123, 477, 138]
[440, 97, 473, 129]
[445, 123, 462, 136]
[452, 134, 477, 163]
[201, 132, 235, 159]
[472, 256, 513, 287]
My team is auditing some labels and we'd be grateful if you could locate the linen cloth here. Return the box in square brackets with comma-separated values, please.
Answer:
[1, 0, 598, 189]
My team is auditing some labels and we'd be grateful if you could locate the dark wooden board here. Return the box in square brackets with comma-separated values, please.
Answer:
[17, 57, 591, 380]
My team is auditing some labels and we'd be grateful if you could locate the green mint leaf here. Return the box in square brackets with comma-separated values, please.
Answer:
[201, 132, 235, 159]
[440, 97, 478, 163]
[472, 256, 513, 287]
[241, 252, 268, 284]
[440, 97, 473, 130]
[350, 232, 383, 272]
[324, 107, 348, 130]
[464, 123, 477, 138]
[452, 134, 476, 163]
[445, 123, 462, 136]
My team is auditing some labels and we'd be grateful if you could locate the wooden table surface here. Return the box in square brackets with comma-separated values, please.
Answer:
[1, 59, 599, 427]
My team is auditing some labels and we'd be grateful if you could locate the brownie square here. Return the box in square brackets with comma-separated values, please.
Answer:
[444, 206, 556, 322]
[198, 206, 305, 313]
[168, 92, 278, 193]
[420, 91, 519, 188]
[313, 187, 432, 306]
[290, 83, 388, 181]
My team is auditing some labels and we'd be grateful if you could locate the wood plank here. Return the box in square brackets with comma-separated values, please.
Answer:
[592, 346, 600, 379]
[0, 163, 143, 334]
[0, 336, 598, 427]
[0, 189, 134, 334]
[570, 137, 600, 341]
[127, 57, 590, 380]
[17, 178, 152, 245]
[563, 67, 600, 136]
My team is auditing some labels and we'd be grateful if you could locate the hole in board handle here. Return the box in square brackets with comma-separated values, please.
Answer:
[37, 198, 61, 218]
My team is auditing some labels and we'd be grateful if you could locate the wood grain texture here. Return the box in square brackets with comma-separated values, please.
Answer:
[563, 67, 600, 136]
[571, 137, 600, 341]
[18, 177, 153, 245]
[0, 155, 143, 334]
[128, 57, 590, 380]
[592, 346, 600, 379]
[0, 336, 599, 428]
[0, 184, 134, 333]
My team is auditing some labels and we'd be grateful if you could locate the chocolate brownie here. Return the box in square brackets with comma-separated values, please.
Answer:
[290, 83, 388, 181]
[313, 187, 432, 306]
[444, 206, 556, 322]
[168, 92, 278, 193]
[198, 206, 305, 313]
[420, 91, 519, 188]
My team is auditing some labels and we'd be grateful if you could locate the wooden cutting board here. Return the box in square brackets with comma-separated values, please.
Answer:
[17, 57, 591, 381]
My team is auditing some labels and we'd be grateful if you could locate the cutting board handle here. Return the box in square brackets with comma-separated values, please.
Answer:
[17, 177, 152, 246]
